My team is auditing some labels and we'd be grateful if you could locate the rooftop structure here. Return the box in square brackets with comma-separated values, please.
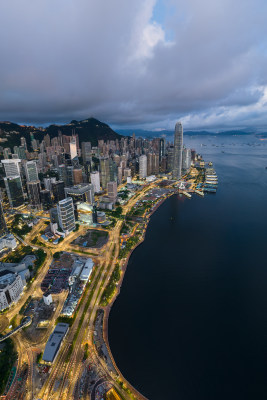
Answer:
[42, 323, 69, 363]
[80, 258, 94, 282]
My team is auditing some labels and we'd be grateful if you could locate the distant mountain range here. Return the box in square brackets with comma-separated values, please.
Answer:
[0, 118, 122, 149]
[117, 128, 260, 138]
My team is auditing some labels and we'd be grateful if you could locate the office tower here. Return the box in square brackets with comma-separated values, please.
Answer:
[1, 159, 21, 178]
[167, 146, 174, 172]
[4, 176, 24, 208]
[57, 197, 76, 234]
[13, 146, 19, 156]
[182, 148, 191, 172]
[107, 181, 117, 200]
[66, 166, 74, 186]
[3, 148, 10, 159]
[64, 184, 94, 205]
[25, 161, 38, 182]
[81, 142, 91, 164]
[124, 168, 131, 179]
[147, 153, 153, 176]
[153, 154, 160, 175]
[100, 158, 110, 189]
[70, 136, 77, 159]
[139, 155, 147, 179]
[18, 146, 26, 160]
[109, 159, 117, 182]
[159, 138, 165, 161]
[31, 139, 38, 151]
[21, 137, 27, 150]
[58, 164, 67, 184]
[117, 166, 123, 184]
[172, 122, 183, 179]
[90, 171, 101, 193]
[44, 177, 56, 191]
[40, 190, 52, 211]
[52, 181, 65, 203]
[0, 201, 7, 237]
[160, 156, 167, 173]
[92, 205, 98, 224]
[27, 181, 41, 208]
[73, 169, 83, 185]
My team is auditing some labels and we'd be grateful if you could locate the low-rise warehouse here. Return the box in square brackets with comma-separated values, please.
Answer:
[42, 323, 69, 364]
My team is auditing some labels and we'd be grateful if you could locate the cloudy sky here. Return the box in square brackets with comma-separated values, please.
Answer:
[1, 0, 267, 130]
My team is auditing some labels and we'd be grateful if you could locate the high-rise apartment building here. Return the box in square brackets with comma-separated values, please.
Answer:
[57, 197, 76, 234]
[172, 122, 183, 179]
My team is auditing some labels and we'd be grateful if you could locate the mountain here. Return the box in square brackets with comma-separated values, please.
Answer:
[117, 129, 255, 138]
[0, 118, 122, 149]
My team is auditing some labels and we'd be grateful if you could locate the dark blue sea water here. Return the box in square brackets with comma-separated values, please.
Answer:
[109, 135, 267, 400]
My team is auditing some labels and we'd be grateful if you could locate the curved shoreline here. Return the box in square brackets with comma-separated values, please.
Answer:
[102, 193, 173, 400]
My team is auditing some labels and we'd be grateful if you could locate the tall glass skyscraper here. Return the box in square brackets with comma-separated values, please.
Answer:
[172, 122, 183, 179]
[4, 176, 24, 208]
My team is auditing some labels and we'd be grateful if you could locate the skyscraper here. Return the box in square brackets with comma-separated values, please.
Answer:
[81, 142, 92, 164]
[70, 136, 77, 159]
[52, 181, 65, 203]
[139, 155, 147, 179]
[107, 181, 117, 200]
[4, 176, 24, 208]
[25, 161, 38, 182]
[27, 181, 41, 208]
[1, 159, 21, 178]
[90, 171, 101, 193]
[172, 122, 183, 179]
[57, 197, 76, 234]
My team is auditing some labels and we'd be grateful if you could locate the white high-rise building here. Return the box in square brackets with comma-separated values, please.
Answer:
[57, 197, 76, 234]
[25, 161, 38, 182]
[173, 122, 183, 179]
[70, 137, 78, 160]
[139, 155, 147, 179]
[1, 159, 21, 178]
[90, 171, 101, 193]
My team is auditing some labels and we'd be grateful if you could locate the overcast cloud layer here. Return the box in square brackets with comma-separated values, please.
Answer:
[1, 0, 267, 130]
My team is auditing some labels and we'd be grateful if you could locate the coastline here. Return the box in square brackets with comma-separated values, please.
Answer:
[101, 192, 173, 400]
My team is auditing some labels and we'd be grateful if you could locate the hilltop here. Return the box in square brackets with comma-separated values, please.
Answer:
[0, 118, 122, 148]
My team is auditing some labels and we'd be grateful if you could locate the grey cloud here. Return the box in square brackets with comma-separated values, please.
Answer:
[0, 0, 267, 130]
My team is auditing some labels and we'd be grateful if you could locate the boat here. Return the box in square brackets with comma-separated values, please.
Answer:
[195, 190, 204, 197]
[182, 191, 192, 198]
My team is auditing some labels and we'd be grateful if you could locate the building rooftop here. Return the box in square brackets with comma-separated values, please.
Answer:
[42, 323, 69, 363]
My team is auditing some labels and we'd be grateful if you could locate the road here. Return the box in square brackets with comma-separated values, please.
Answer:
[3, 179, 165, 400]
